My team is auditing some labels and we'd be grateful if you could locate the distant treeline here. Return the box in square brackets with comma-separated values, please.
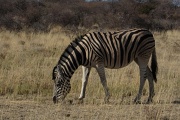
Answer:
[0, 0, 179, 31]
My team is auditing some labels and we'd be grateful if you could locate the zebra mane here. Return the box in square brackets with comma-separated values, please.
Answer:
[58, 35, 84, 64]
[68, 35, 84, 50]
[72, 35, 85, 45]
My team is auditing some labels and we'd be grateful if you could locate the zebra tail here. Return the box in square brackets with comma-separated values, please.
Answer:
[151, 48, 158, 83]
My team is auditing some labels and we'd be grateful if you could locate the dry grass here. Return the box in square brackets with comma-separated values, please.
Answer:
[0, 28, 180, 120]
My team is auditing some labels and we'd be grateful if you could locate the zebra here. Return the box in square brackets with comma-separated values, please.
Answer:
[52, 28, 158, 104]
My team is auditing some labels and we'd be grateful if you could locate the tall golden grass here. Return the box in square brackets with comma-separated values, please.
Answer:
[0, 28, 179, 105]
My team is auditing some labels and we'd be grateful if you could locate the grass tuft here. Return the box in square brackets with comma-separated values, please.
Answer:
[0, 29, 179, 105]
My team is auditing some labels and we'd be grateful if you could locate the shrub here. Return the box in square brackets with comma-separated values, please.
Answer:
[0, 0, 179, 31]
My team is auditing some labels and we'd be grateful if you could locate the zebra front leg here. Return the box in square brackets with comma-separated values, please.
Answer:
[79, 66, 91, 102]
[146, 67, 155, 104]
[95, 63, 110, 103]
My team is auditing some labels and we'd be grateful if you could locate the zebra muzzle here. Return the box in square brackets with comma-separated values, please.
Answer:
[53, 96, 58, 104]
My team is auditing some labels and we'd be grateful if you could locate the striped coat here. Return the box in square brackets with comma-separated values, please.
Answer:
[52, 28, 158, 104]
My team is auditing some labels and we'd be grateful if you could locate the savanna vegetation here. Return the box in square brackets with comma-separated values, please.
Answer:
[0, 0, 179, 120]
[0, 0, 179, 31]
[0, 28, 180, 119]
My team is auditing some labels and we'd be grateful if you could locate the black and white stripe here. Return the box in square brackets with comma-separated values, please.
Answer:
[52, 28, 158, 104]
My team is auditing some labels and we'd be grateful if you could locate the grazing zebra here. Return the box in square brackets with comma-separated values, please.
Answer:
[52, 28, 158, 104]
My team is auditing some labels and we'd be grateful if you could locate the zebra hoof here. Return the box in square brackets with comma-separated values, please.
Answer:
[146, 99, 153, 104]
[78, 99, 84, 104]
[134, 101, 142, 104]
[133, 99, 142, 104]
[66, 99, 73, 105]
[104, 97, 110, 104]
[104, 101, 110, 104]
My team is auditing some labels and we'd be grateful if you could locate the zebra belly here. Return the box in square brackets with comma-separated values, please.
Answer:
[104, 58, 134, 69]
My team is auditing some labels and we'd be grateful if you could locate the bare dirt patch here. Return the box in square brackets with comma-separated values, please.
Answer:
[0, 96, 179, 120]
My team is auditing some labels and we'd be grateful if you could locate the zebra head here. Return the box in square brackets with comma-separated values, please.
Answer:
[52, 65, 71, 104]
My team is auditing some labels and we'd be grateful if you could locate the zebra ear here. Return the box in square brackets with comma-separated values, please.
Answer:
[52, 66, 57, 80]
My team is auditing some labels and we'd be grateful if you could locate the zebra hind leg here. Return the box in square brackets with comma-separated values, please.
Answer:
[134, 58, 148, 104]
[146, 67, 155, 104]
[95, 63, 110, 103]
[79, 66, 91, 103]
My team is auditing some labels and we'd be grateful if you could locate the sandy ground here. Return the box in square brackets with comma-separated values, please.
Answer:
[0, 96, 179, 120]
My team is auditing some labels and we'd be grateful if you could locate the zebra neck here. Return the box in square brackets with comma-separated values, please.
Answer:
[58, 37, 85, 79]
[58, 48, 81, 79]
[58, 60, 79, 79]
